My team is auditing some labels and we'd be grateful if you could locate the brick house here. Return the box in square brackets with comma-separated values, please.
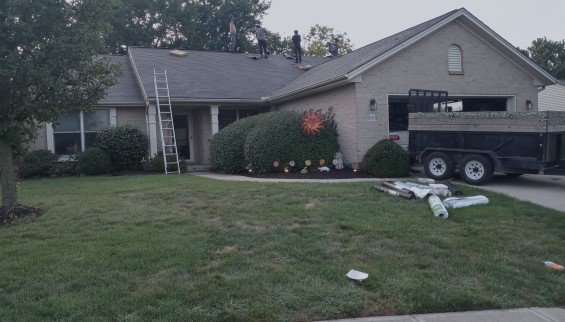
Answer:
[30, 8, 557, 169]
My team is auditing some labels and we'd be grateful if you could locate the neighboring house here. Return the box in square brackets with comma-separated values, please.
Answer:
[539, 81, 565, 111]
[30, 8, 557, 170]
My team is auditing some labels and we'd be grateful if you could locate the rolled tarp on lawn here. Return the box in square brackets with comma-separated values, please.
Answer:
[428, 195, 448, 219]
[442, 195, 489, 209]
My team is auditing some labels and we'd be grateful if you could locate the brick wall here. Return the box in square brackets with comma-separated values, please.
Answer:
[276, 22, 540, 165]
[274, 84, 359, 165]
[116, 107, 147, 133]
[28, 124, 48, 151]
[354, 21, 539, 158]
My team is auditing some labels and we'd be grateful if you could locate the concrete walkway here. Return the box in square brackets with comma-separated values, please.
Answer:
[192, 171, 565, 321]
[316, 307, 565, 322]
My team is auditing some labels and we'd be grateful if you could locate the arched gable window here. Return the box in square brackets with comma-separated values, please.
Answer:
[448, 45, 463, 74]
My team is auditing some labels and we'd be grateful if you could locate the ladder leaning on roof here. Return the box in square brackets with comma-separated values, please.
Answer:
[153, 69, 181, 174]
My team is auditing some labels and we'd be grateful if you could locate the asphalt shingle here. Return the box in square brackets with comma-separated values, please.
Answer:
[100, 55, 145, 104]
[128, 48, 329, 100]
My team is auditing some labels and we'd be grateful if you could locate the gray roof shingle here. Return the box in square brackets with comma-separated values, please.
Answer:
[128, 48, 329, 101]
[271, 9, 460, 99]
[100, 55, 145, 104]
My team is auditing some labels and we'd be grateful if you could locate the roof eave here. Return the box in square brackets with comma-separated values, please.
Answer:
[99, 100, 146, 106]
[146, 97, 270, 106]
[269, 75, 348, 103]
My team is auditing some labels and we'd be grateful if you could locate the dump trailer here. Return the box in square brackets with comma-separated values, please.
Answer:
[408, 111, 565, 185]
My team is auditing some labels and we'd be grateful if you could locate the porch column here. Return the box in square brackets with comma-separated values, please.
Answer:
[210, 105, 219, 135]
[147, 103, 159, 157]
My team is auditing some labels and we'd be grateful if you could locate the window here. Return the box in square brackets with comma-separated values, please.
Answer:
[448, 45, 463, 74]
[51, 109, 112, 155]
[218, 108, 259, 130]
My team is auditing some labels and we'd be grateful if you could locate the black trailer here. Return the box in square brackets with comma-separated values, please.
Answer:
[408, 111, 565, 185]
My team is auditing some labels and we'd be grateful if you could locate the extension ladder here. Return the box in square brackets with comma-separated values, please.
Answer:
[153, 70, 181, 174]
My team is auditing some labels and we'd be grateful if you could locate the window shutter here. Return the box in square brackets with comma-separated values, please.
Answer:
[448, 45, 463, 74]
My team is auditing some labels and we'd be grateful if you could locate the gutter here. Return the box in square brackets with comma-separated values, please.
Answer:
[269, 75, 348, 103]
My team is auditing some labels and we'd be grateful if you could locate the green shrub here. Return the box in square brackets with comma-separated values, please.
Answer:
[76, 147, 111, 176]
[143, 154, 165, 173]
[52, 160, 79, 177]
[210, 116, 260, 173]
[95, 126, 148, 172]
[244, 111, 339, 172]
[19, 150, 58, 178]
[210, 110, 339, 173]
[362, 139, 410, 178]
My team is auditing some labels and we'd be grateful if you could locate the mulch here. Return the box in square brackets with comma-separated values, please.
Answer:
[240, 167, 375, 180]
[0, 205, 44, 227]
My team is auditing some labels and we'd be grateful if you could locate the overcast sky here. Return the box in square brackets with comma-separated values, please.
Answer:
[262, 0, 565, 50]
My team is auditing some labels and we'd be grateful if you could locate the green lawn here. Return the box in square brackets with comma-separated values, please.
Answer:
[1, 174, 564, 321]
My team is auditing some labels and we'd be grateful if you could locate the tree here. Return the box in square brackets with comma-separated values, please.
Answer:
[303, 24, 354, 57]
[106, 0, 271, 54]
[526, 37, 565, 79]
[265, 32, 292, 55]
[0, 0, 121, 208]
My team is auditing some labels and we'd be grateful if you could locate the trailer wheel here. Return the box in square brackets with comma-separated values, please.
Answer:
[459, 154, 493, 185]
[424, 152, 455, 180]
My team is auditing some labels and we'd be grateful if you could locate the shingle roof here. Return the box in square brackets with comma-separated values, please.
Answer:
[271, 9, 460, 100]
[100, 55, 145, 104]
[106, 8, 556, 105]
[128, 48, 329, 101]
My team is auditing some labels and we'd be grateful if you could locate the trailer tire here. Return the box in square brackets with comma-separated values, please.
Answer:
[459, 154, 493, 185]
[423, 152, 455, 180]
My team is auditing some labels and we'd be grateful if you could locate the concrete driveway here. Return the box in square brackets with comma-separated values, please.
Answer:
[456, 173, 565, 213]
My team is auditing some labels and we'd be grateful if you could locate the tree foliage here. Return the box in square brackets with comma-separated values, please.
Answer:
[303, 24, 354, 57]
[106, 0, 271, 54]
[524, 37, 565, 79]
[0, 0, 121, 207]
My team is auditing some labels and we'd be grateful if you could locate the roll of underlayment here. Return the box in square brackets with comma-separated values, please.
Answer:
[428, 195, 448, 219]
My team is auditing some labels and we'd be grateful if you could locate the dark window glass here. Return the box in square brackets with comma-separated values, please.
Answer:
[219, 110, 237, 129]
[54, 133, 81, 154]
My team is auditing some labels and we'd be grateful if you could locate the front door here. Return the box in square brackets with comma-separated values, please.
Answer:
[173, 115, 193, 161]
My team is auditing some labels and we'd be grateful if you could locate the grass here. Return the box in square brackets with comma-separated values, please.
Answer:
[1, 174, 564, 321]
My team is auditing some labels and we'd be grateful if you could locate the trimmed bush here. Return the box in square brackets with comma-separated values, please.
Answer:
[76, 147, 111, 176]
[95, 126, 148, 172]
[19, 150, 58, 178]
[210, 116, 260, 173]
[52, 160, 79, 177]
[362, 139, 410, 178]
[143, 154, 165, 173]
[210, 110, 339, 173]
[244, 111, 339, 172]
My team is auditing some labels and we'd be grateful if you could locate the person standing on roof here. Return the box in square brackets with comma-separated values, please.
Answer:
[256, 25, 268, 58]
[229, 18, 236, 52]
[328, 38, 339, 58]
[292, 30, 302, 64]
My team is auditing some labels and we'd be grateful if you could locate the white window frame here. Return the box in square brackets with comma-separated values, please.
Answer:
[448, 45, 463, 75]
[47, 108, 116, 157]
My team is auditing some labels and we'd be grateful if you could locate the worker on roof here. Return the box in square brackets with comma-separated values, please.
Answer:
[256, 25, 268, 58]
[328, 38, 339, 58]
[292, 30, 302, 64]
[229, 18, 236, 52]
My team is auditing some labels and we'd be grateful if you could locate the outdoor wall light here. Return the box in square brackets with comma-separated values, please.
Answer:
[369, 98, 377, 111]
[526, 100, 532, 110]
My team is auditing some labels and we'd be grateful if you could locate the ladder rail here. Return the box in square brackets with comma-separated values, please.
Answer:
[154, 69, 181, 174]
